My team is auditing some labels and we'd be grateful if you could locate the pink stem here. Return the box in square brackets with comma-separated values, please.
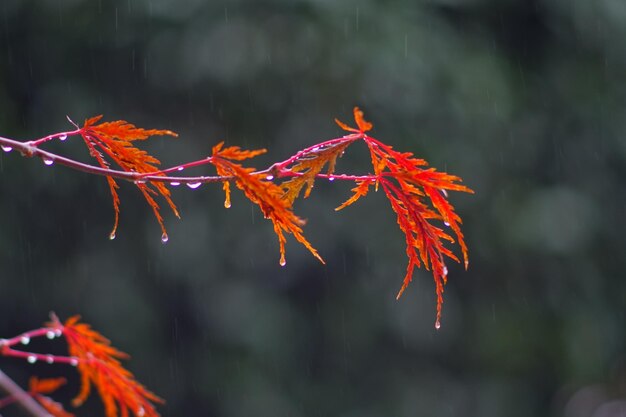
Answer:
[0, 132, 373, 186]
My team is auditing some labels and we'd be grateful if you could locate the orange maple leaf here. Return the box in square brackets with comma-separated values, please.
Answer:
[281, 140, 353, 204]
[334, 108, 472, 327]
[29, 377, 75, 417]
[80, 116, 180, 240]
[366, 138, 472, 327]
[210, 142, 324, 266]
[335, 107, 373, 133]
[48, 315, 163, 417]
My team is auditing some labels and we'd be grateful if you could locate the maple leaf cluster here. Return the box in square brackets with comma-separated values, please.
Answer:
[72, 108, 471, 325]
[0, 107, 472, 417]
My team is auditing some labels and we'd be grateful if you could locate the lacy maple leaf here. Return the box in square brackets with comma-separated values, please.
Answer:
[335, 107, 473, 327]
[29, 377, 75, 417]
[280, 140, 353, 204]
[79, 116, 180, 240]
[210, 142, 324, 266]
[48, 315, 163, 417]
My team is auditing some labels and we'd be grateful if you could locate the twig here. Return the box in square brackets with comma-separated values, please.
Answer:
[0, 368, 52, 417]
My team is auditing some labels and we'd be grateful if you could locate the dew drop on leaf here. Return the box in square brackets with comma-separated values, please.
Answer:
[1, 145, 12, 152]
[161, 233, 169, 243]
[20, 336, 30, 345]
[187, 182, 202, 189]
[42, 157, 54, 166]
[59, 134, 68, 141]
[27, 355, 37, 364]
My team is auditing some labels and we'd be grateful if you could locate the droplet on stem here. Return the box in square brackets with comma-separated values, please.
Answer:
[279, 256, 286, 267]
[177, 166, 184, 171]
[161, 233, 169, 244]
[59, 134, 68, 141]
[265, 174, 274, 181]
[46, 330, 55, 339]
[1, 145, 12, 153]
[435, 320, 441, 330]
[42, 157, 54, 166]
[27, 355, 37, 364]
[46, 355, 54, 364]
[20, 336, 30, 345]
[224, 199, 231, 209]
[134, 179, 146, 184]
[328, 176, 335, 182]
[170, 182, 180, 187]
[109, 232, 116, 240]
[187, 182, 202, 189]
[69, 357, 79, 366]
[54, 329, 62, 337]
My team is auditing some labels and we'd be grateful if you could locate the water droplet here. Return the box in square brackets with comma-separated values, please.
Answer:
[134, 179, 146, 184]
[70, 357, 79, 366]
[440, 189, 448, 197]
[265, 175, 274, 181]
[27, 355, 37, 364]
[177, 166, 184, 171]
[43, 157, 54, 166]
[442, 266, 448, 276]
[54, 329, 62, 337]
[187, 182, 202, 189]
[20, 336, 30, 345]
[464, 260, 469, 269]
[46, 330, 55, 339]
[161, 233, 169, 243]
[328, 176, 335, 181]
[46, 355, 54, 364]
[59, 134, 68, 141]
[444, 222, 450, 227]
[435, 320, 441, 330]
[170, 182, 180, 187]
[1, 145, 12, 152]
[137, 407, 145, 417]
[279, 257, 286, 267]
[109, 232, 116, 240]
[224, 199, 231, 209]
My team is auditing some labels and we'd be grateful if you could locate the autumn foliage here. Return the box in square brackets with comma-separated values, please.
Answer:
[0, 107, 472, 417]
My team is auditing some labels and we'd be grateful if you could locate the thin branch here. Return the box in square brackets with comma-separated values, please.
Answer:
[0, 133, 373, 185]
[0, 369, 52, 417]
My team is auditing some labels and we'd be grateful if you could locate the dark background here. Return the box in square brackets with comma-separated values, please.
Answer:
[0, 0, 625, 416]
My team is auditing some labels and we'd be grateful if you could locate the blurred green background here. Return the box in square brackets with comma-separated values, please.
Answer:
[0, 0, 625, 416]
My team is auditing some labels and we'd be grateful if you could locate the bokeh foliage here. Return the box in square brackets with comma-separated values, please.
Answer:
[0, 0, 624, 416]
